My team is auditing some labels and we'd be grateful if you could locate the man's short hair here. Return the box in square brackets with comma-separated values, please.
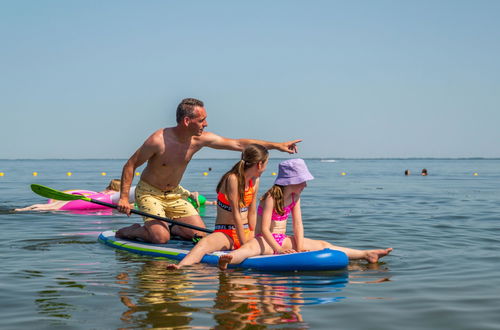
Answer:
[176, 98, 204, 123]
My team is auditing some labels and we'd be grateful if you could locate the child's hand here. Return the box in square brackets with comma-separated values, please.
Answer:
[276, 248, 296, 254]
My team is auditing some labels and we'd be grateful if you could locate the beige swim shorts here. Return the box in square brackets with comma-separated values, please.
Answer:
[135, 180, 198, 221]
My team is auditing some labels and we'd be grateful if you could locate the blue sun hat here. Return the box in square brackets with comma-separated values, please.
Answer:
[274, 159, 314, 186]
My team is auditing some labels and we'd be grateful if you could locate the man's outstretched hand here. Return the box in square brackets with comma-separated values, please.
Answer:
[278, 139, 302, 154]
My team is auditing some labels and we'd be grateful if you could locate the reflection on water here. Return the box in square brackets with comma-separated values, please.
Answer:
[35, 276, 86, 320]
[36, 289, 73, 319]
[212, 271, 348, 328]
[111, 255, 390, 328]
[348, 261, 392, 284]
[115, 260, 204, 328]
[24, 239, 390, 329]
[64, 209, 114, 216]
[21, 238, 95, 251]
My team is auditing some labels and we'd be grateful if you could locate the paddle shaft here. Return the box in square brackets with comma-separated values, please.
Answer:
[29, 184, 213, 234]
[87, 198, 213, 234]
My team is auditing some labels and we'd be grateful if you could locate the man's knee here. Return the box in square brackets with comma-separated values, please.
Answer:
[148, 231, 170, 244]
[145, 222, 171, 244]
[150, 236, 170, 244]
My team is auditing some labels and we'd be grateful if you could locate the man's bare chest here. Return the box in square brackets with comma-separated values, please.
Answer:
[154, 144, 198, 166]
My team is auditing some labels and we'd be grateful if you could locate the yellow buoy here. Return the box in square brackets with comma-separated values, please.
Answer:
[341, 172, 347, 176]
[135, 172, 140, 176]
[203, 172, 208, 176]
[101, 172, 107, 176]
[473, 172, 478, 176]
[0, 172, 4, 177]
[272, 172, 277, 176]
[67, 172, 72, 176]
[33, 172, 38, 176]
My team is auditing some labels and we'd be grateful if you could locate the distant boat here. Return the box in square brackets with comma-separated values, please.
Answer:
[320, 159, 337, 163]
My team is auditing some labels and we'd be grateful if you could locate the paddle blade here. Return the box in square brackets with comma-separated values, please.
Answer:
[30, 184, 90, 202]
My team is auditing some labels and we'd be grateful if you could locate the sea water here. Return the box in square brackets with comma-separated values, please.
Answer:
[0, 158, 499, 329]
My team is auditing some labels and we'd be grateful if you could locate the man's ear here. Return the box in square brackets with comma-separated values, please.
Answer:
[182, 116, 190, 127]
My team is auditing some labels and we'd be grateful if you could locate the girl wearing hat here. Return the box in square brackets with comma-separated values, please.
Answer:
[167, 144, 269, 269]
[219, 159, 392, 269]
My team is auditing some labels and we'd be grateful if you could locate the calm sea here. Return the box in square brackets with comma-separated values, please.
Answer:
[1, 158, 499, 329]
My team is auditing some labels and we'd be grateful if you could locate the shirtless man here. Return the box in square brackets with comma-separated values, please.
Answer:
[116, 98, 301, 244]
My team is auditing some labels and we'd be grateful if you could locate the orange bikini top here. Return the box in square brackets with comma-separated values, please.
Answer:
[217, 179, 255, 212]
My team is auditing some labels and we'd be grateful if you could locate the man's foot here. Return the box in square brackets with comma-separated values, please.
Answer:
[365, 248, 393, 263]
[218, 254, 233, 270]
[115, 223, 141, 239]
[166, 263, 180, 270]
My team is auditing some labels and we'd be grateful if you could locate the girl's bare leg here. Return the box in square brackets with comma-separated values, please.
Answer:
[15, 201, 67, 212]
[300, 238, 392, 263]
[218, 237, 270, 270]
[167, 232, 232, 269]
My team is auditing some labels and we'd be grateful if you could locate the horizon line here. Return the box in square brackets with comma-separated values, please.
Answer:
[2, 157, 500, 161]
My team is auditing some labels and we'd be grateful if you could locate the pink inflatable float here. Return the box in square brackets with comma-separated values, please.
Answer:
[46, 187, 135, 211]
[58, 191, 113, 211]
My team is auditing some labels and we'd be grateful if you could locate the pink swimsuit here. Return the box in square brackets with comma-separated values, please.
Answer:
[256, 194, 297, 247]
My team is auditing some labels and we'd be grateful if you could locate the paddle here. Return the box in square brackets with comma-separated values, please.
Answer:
[30, 184, 213, 234]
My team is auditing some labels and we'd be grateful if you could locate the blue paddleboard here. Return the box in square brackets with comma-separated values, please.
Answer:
[98, 230, 348, 272]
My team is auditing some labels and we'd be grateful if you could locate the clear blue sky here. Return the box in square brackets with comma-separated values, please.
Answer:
[1, 0, 499, 159]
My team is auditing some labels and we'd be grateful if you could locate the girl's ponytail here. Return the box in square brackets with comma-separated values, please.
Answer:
[235, 160, 246, 205]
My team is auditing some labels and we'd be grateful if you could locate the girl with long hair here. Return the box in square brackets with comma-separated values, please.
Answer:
[167, 144, 269, 269]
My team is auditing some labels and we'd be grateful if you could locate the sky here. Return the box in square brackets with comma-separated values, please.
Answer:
[1, 0, 499, 159]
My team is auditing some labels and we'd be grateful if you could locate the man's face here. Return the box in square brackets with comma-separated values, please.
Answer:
[188, 106, 208, 136]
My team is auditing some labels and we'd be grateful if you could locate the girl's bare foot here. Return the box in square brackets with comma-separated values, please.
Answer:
[218, 254, 233, 270]
[365, 248, 393, 263]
